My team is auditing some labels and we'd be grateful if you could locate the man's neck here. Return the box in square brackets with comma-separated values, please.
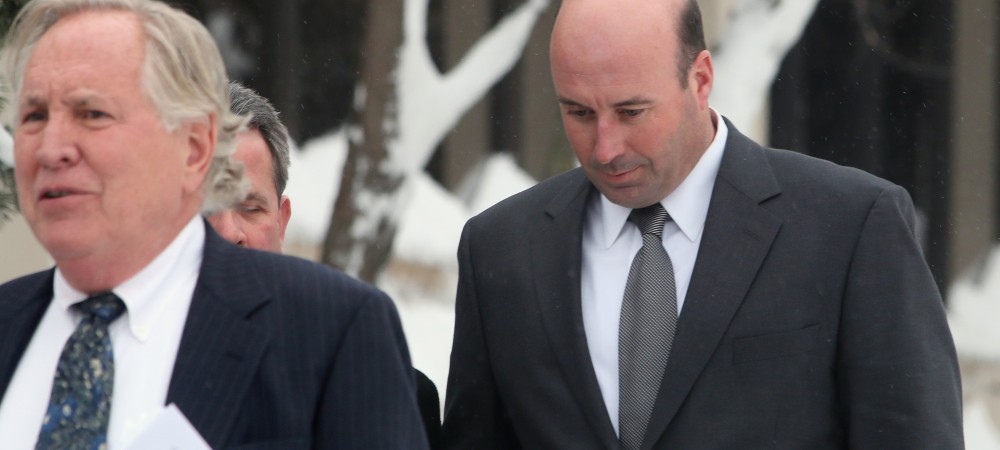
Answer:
[56, 211, 201, 294]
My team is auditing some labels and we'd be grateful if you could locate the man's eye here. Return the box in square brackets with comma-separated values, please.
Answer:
[566, 109, 590, 118]
[83, 110, 109, 120]
[239, 204, 264, 214]
[620, 109, 644, 118]
[21, 110, 46, 123]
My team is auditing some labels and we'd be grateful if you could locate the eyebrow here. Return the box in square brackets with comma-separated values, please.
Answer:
[243, 192, 271, 204]
[612, 96, 654, 107]
[21, 96, 47, 108]
[556, 96, 654, 109]
[21, 94, 104, 110]
[557, 96, 585, 108]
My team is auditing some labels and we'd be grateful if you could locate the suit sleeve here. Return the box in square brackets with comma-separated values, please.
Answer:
[314, 289, 430, 449]
[440, 222, 521, 449]
[836, 184, 964, 448]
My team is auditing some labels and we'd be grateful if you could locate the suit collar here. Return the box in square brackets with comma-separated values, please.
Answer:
[0, 270, 54, 399]
[189, 221, 271, 316]
[536, 125, 785, 447]
[641, 119, 783, 449]
[0, 269, 52, 318]
[595, 115, 729, 248]
[535, 170, 622, 447]
[714, 117, 782, 203]
[166, 223, 272, 448]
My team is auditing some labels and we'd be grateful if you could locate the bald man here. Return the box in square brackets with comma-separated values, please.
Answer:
[441, 0, 963, 448]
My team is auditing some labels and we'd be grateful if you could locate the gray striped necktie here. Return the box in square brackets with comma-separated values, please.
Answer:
[619, 203, 677, 450]
[36, 292, 126, 450]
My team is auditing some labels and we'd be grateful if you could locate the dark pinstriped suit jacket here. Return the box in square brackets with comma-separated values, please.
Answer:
[0, 224, 428, 449]
[442, 120, 963, 449]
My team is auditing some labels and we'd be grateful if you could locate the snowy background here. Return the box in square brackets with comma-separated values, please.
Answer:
[0, 0, 996, 446]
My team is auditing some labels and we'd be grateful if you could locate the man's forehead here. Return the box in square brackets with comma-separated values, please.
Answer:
[553, 67, 652, 88]
[25, 10, 145, 77]
[37, 9, 144, 48]
[551, 0, 679, 67]
[234, 128, 279, 196]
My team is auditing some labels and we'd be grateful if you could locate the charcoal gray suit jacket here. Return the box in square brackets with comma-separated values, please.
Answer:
[0, 224, 428, 449]
[441, 120, 963, 449]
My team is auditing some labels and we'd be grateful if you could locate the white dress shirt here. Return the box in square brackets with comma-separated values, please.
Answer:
[0, 216, 205, 449]
[581, 111, 728, 435]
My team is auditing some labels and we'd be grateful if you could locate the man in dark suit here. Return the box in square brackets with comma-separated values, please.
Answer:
[0, 0, 427, 448]
[208, 81, 443, 447]
[441, 0, 963, 448]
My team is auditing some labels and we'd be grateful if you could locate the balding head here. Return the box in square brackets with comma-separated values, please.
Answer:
[549, 0, 715, 208]
[552, 0, 705, 88]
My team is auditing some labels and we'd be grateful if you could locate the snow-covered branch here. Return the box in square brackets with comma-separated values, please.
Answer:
[396, 0, 549, 171]
[710, 0, 820, 130]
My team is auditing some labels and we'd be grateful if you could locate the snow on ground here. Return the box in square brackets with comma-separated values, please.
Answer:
[392, 173, 467, 269]
[463, 152, 539, 216]
[969, 398, 1000, 450]
[285, 133, 537, 395]
[284, 130, 347, 247]
[949, 247, 1000, 449]
[949, 249, 1000, 362]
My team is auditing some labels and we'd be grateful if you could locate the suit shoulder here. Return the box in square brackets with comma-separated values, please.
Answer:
[232, 246, 394, 311]
[0, 270, 52, 297]
[763, 147, 896, 199]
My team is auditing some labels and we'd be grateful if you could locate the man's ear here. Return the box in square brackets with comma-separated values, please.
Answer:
[182, 114, 217, 194]
[689, 50, 714, 109]
[278, 194, 291, 247]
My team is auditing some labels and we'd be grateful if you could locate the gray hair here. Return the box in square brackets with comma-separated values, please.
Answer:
[0, 0, 248, 213]
[229, 82, 291, 196]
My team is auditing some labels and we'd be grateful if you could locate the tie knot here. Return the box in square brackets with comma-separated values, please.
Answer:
[75, 292, 126, 323]
[629, 203, 670, 238]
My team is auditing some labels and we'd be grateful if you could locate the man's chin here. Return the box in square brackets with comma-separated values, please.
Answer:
[599, 187, 656, 209]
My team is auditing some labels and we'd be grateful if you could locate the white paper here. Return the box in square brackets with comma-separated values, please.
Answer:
[125, 403, 212, 450]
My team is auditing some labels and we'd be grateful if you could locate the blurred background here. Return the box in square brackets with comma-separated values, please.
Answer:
[1, 0, 998, 445]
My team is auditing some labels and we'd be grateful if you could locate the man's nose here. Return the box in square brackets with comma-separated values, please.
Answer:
[593, 117, 625, 165]
[208, 211, 248, 247]
[35, 115, 81, 169]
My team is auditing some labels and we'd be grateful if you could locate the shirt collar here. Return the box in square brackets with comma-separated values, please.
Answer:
[600, 108, 729, 248]
[53, 215, 206, 341]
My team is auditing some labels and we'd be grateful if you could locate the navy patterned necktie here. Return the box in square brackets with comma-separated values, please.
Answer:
[618, 203, 677, 450]
[36, 292, 126, 450]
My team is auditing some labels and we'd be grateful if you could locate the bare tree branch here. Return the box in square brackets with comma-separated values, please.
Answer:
[396, 0, 550, 171]
[711, 0, 821, 132]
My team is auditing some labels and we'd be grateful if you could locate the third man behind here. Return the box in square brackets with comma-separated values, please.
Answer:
[207, 82, 444, 447]
[207, 82, 291, 253]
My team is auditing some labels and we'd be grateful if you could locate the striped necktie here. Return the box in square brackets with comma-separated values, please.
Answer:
[618, 203, 677, 450]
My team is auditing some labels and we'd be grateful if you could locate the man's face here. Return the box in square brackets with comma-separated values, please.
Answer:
[550, 1, 713, 209]
[207, 129, 290, 253]
[14, 11, 209, 270]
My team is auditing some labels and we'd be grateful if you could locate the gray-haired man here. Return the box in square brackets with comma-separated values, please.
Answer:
[0, 0, 427, 448]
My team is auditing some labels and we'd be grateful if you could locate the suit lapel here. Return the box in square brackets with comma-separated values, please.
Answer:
[166, 226, 271, 449]
[642, 123, 783, 449]
[0, 270, 54, 398]
[532, 170, 621, 448]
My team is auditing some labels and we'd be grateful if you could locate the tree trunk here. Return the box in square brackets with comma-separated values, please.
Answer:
[322, 0, 405, 282]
